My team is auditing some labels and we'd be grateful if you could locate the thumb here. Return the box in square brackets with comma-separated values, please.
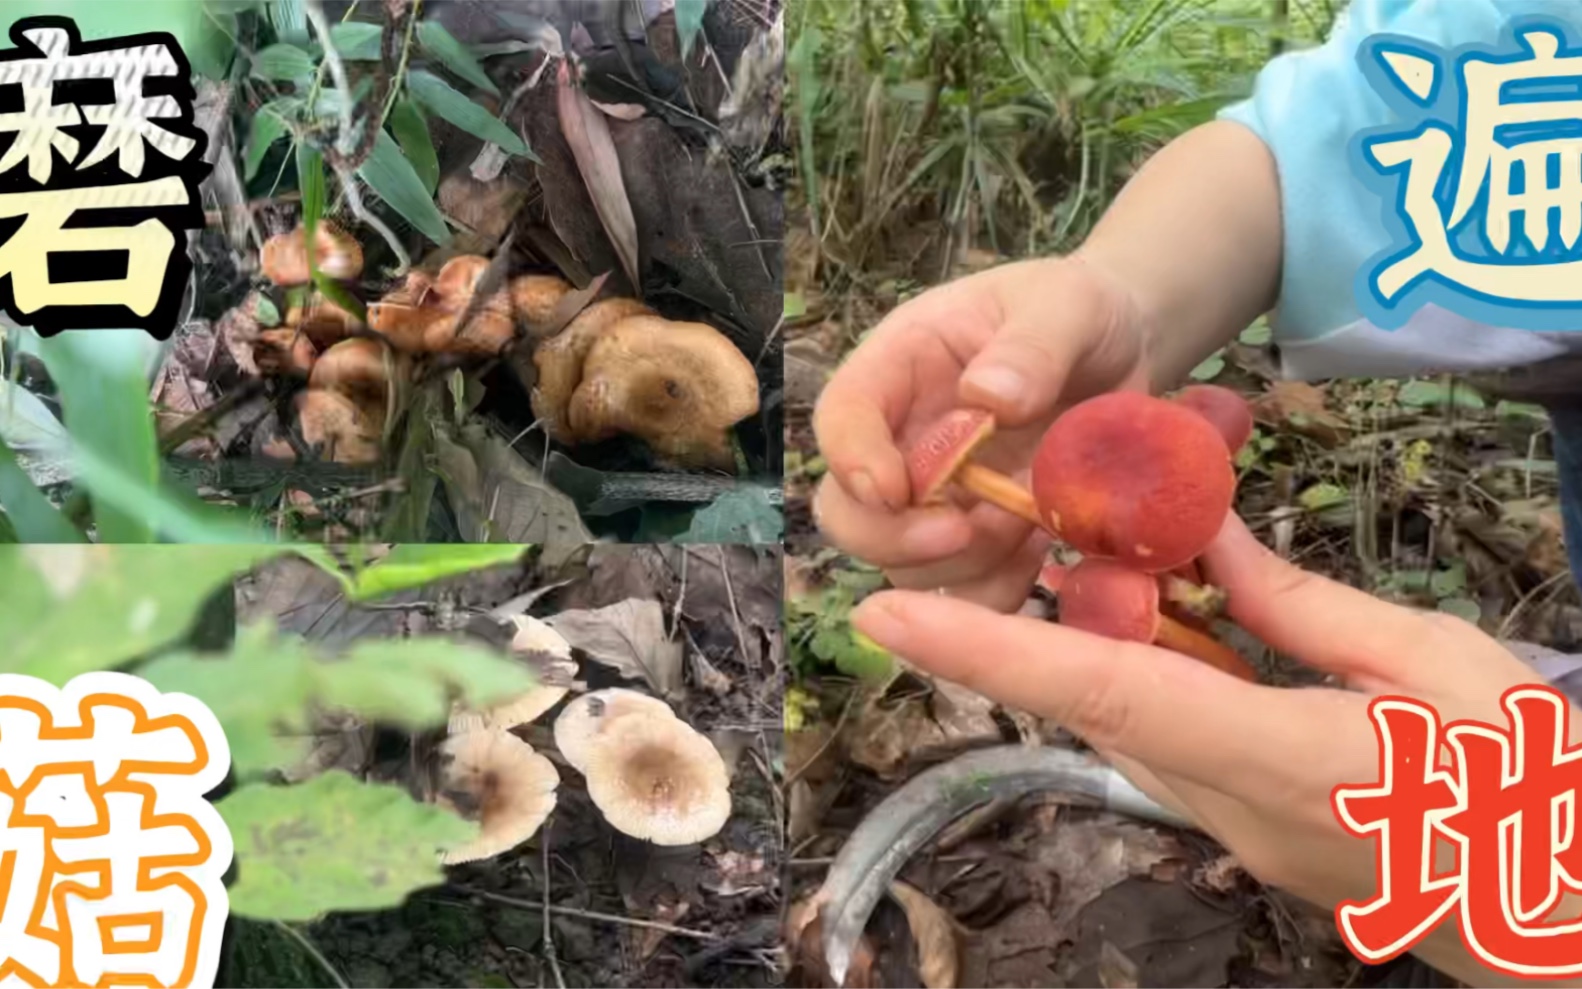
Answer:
[958, 258, 1139, 426]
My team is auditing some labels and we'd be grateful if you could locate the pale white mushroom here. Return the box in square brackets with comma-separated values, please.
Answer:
[436, 728, 560, 865]
[448, 616, 578, 734]
[580, 712, 732, 846]
[552, 687, 678, 773]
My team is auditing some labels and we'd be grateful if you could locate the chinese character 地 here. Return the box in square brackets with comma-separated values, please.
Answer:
[1331, 684, 1582, 979]
[1355, 21, 1582, 323]
[0, 672, 232, 988]
[0, 16, 207, 339]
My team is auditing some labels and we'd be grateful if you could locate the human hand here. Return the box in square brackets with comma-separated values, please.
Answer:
[847, 512, 1566, 986]
[812, 256, 1148, 611]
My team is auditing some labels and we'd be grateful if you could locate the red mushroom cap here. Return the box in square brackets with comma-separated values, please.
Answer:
[1058, 558, 1160, 643]
[1173, 385, 1254, 452]
[1031, 391, 1234, 572]
[906, 408, 995, 503]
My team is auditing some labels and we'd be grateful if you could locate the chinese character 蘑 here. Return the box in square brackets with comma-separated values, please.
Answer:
[0, 16, 207, 339]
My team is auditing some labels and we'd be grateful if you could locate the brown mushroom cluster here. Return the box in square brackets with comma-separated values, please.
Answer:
[243, 222, 761, 471]
[906, 385, 1260, 681]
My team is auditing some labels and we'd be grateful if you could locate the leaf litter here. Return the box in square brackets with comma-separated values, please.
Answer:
[225, 543, 785, 989]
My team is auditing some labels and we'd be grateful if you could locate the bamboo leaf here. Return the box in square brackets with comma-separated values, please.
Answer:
[331, 21, 383, 60]
[417, 20, 499, 96]
[251, 43, 316, 82]
[244, 102, 292, 183]
[387, 96, 439, 194]
[357, 130, 452, 245]
[407, 70, 530, 158]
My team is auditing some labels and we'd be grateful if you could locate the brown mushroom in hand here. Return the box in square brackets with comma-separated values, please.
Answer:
[449, 616, 578, 735]
[907, 408, 1042, 527]
[260, 220, 363, 286]
[1057, 558, 1256, 681]
[578, 712, 732, 846]
[553, 688, 679, 773]
[531, 298, 655, 443]
[435, 728, 560, 865]
[566, 315, 760, 472]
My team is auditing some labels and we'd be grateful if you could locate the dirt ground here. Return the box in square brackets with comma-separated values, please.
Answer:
[215, 545, 785, 989]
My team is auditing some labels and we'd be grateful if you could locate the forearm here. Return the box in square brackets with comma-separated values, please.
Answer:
[1074, 120, 1284, 392]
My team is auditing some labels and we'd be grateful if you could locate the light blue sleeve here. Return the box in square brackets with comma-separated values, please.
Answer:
[1216, 0, 1579, 345]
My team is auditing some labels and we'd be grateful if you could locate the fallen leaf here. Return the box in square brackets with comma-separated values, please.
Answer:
[1254, 381, 1348, 445]
[557, 60, 640, 293]
[787, 894, 877, 989]
[546, 598, 684, 699]
[592, 100, 647, 121]
[1031, 816, 1184, 941]
[890, 880, 959, 989]
[437, 171, 527, 249]
[845, 695, 946, 778]
[1097, 941, 1140, 989]
[929, 679, 1001, 746]
[432, 420, 593, 567]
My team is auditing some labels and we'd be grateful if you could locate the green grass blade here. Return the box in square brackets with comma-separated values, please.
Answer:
[0, 439, 83, 542]
[407, 70, 530, 158]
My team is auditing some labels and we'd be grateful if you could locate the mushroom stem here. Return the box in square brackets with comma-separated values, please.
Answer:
[955, 462, 1043, 528]
[1153, 613, 1256, 681]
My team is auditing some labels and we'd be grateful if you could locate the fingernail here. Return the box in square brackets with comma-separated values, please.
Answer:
[848, 468, 887, 510]
[902, 513, 971, 557]
[962, 365, 1027, 411]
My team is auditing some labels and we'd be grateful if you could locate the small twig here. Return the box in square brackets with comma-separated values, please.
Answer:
[716, 546, 754, 669]
[780, 688, 856, 792]
[542, 835, 566, 989]
[451, 888, 722, 941]
[273, 921, 349, 989]
[157, 379, 266, 456]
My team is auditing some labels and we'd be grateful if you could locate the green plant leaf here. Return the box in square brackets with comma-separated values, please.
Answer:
[357, 130, 452, 245]
[316, 636, 537, 730]
[1298, 482, 1349, 512]
[1437, 596, 1482, 623]
[812, 625, 893, 681]
[244, 103, 292, 183]
[1495, 400, 1548, 421]
[217, 771, 475, 921]
[0, 546, 285, 682]
[331, 545, 529, 601]
[676, 0, 709, 60]
[783, 291, 807, 319]
[35, 331, 161, 543]
[1430, 563, 1467, 599]
[331, 20, 383, 60]
[268, 0, 309, 45]
[251, 43, 316, 82]
[417, 20, 499, 96]
[1238, 318, 1272, 346]
[1397, 379, 1486, 410]
[0, 378, 67, 455]
[0, 439, 81, 543]
[406, 70, 529, 157]
[297, 143, 325, 280]
[310, 271, 367, 324]
[1189, 352, 1225, 382]
[255, 295, 281, 327]
[674, 488, 784, 544]
[387, 96, 439, 195]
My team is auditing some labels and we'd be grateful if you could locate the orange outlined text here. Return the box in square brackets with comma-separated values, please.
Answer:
[0, 672, 232, 988]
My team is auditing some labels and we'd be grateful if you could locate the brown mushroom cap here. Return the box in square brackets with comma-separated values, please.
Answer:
[261, 220, 363, 286]
[436, 728, 560, 865]
[565, 315, 760, 471]
[580, 712, 731, 846]
[253, 328, 317, 377]
[287, 292, 362, 349]
[309, 337, 390, 404]
[531, 298, 655, 443]
[295, 388, 383, 465]
[553, 688, 678, 774]
[906, 409, 995, 503]
[366, 255, 520, 355]
[510, 274, 575, 327]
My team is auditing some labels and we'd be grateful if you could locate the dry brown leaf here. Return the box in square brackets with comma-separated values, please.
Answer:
[1254, 381, 1348, 445]
[1097, 941, 1140, 989]
[557, 60, 640, 293]
[1031, 817, 1184, 941]
[890, 880, 959, 989]
[545, 598, 685, 700]
[845, 696, 947, 779]
[787, 894, 877, 989]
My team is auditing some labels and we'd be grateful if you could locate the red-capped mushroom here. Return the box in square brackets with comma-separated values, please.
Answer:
[1173, 385, 1254, 453]
[905, 409, 1041, 527]
[1057, 558, 1255, 681]
[1031, 391, 1235, 572]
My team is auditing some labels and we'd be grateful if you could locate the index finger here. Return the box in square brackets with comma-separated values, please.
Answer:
[849, 588, 1319, 788]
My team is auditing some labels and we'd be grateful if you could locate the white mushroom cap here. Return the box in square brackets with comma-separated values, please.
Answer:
[437, 729, 560, 865]
[552, 688, 678, 773]
[448, 616, 578, 734]
[581, 712, 731, 846]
